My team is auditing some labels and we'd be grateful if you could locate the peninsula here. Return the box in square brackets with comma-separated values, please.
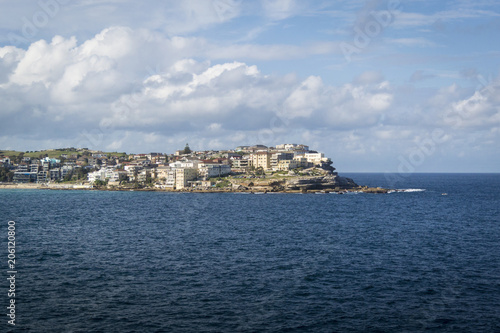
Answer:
[0, 144, 389, 194]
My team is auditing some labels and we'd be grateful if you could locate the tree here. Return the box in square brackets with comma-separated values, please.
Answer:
[145, 171, 153, 185]
[63, 171, 73, 182]
[0, 166, 14, 182]
[255, 166, 265, 176]
[182, 143, 192, 155]
[16, 152, 25, 164]
[93, 179, 107, 187]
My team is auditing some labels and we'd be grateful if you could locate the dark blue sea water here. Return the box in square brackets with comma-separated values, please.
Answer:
[1, 173, 499, 332]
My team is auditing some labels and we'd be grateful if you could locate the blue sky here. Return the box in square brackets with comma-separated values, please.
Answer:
[0, 0, 499, 172]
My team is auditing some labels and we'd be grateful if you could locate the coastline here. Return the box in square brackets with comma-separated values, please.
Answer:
[0, 182, 391, 194]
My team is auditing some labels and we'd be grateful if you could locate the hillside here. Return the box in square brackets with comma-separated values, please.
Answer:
[0, 148, 128, 159]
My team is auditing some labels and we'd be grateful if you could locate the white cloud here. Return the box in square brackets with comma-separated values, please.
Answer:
[261, 0, 300, 20]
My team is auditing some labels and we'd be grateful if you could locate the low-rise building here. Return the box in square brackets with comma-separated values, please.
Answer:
[276, 159, 299, 171]
[37, 171, 48, 183]
[271, 152, 294, 170]
[61, 165, 73, 179]
[230, 157, 249, 170]
[169, 159, 199, 169]
[198, 162, 231, 179]
[293, 156, 314, 169]
[88, 167, 127, 183]
[29, 164, 40, 173]
[276, 143, 309, 152]
[50, 168, 60, 181]
[304, 152, 330, 166]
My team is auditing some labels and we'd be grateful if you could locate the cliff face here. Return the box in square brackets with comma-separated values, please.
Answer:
[285, 175, 358, 190]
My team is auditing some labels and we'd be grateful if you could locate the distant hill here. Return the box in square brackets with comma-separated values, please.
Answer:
[0, 148, 128, 159]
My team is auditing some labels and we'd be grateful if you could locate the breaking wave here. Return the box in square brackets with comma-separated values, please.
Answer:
[388, 189, 426, 193]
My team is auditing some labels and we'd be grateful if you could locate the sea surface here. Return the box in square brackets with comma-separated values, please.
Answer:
[1, 173, 499, 332]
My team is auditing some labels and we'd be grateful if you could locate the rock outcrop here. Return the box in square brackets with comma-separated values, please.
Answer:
[285, 175, 358, 191]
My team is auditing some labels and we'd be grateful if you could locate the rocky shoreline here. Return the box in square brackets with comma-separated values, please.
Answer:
[0, 175, 391, 194]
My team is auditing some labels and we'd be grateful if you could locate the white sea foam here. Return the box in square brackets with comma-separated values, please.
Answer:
[389, 189, 426, 193]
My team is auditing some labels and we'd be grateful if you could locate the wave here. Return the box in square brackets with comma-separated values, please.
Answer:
[388, 189, 426, 193]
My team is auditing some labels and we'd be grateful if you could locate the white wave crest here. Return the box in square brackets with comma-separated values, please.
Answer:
[389, 189, 426, 193]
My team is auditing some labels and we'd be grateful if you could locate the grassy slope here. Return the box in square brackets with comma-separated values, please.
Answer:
[0, 149, 128, 159]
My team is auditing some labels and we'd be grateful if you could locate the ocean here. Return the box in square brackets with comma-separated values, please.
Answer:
[1, 173, 499, 332]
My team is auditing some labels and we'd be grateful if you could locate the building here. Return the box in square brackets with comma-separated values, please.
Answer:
[275, 143, 309, 152]
[162, 167, 198, 189]
[50, 168, 60, 181]
[250, 152, 272, 170]
[175, 168, 198, 189]
[155, 166, 171, 181]
[13, 172, 37, 183]
[230, 157, 249, 170]
[304, 152, 330, 166]
[29, 164, 39, 173]
[165, 169, 177, 188]
[198, 162, 231, 179]
[37, 171, 48, 183]
[270, 152, 294, 170]
[61, 166, 73, 179]
[235, 146, 250, 151]
[169, 159, 199, 169]
[293, 156, 314, 169]
[1, 157, 11, 166]
[276, 159, 299, 171]
[88, 167, 126, 183]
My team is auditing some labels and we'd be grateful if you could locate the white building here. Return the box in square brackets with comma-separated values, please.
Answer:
[198, 162, 231, 179]
[169, 159, 200, 169]
[276, 143, 309, 152]
[163, 167, 198, 189]
[304, 152, 329, 165]
[88, 167, 126, 183]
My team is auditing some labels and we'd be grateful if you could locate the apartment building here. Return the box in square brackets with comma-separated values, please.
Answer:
[271, 152, 294, 170]
[250, 152, 272, 170]
[198, 162, 231, 179]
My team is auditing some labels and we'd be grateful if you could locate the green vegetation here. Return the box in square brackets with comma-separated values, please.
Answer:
[255, 166, 265, 176]
[0, 166, 14, 182]
[182, 143, 192, 155]
[0, 149, 127, 160]
[93, 179, 107, 187]
[62, 167, 90, 182]
[215, 180, 231, 188]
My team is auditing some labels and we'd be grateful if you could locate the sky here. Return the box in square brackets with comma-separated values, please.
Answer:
[0, 0, 499, 172]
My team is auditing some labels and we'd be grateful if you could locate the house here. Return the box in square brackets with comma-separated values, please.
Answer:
[235, 146, 250, 152]
[1, 157, 11, 165]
